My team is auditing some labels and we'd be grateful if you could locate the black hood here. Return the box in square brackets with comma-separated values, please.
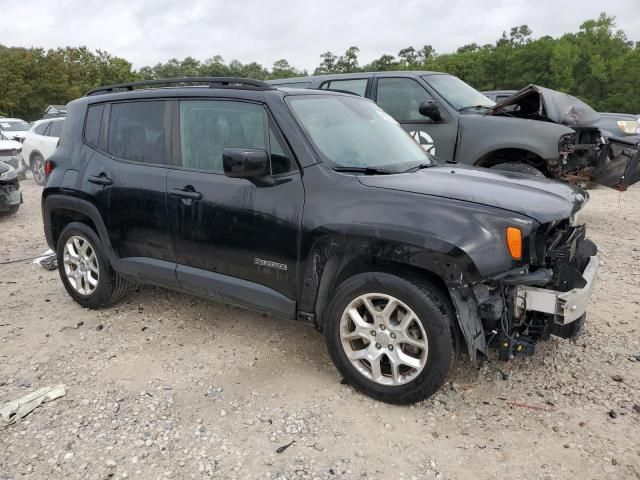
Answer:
[358, 165, 587, 224]
[489, 85, 600, 126]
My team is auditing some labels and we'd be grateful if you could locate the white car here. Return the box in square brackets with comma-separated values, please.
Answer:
[0, 118, 31, 142]
[22, 117, 65, 185]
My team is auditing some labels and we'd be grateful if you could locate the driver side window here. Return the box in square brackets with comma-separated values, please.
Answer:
[376, 78, 432, 122]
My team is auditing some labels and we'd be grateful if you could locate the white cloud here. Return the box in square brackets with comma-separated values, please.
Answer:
[2, 0, 638, 72]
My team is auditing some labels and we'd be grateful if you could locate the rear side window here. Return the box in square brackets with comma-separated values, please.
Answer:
[320, 79, 367, 96]
[34, 122, 50, 135]
[179, 100, 266, 172]
[84, 104, 105, 148]
[107, 101, 168, 164]
[48, 120, 64, 138]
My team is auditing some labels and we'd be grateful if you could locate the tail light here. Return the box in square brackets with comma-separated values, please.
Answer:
[44, 160, 54, 179]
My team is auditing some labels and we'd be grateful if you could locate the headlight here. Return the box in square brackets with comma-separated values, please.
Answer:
[617, 120, 640, 134]
[0, 166, 17, 181]
[558, 132, 576, 154]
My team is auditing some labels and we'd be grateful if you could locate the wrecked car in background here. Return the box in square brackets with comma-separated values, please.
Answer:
[483, 89, 640, 139]
[486, 85, 640, 190]
[269, 73, 640, 191]
[0, 161, 22, 215]
[0, 134, 26, 180]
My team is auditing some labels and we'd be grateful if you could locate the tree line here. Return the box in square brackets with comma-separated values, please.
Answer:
[1, 12, 637, 121]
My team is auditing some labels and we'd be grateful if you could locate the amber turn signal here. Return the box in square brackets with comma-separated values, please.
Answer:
[506, 227, 522, 260]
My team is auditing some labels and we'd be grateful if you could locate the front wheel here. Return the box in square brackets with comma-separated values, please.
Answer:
[325, 272, 455, 404]
[56, 222, 130, 308]
[0, 204, 20, 216]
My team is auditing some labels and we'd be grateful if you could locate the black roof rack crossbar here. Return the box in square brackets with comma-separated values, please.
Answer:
[86, 77, 274, 96]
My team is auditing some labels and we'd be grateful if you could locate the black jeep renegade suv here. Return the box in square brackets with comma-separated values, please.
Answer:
[42, 77, 599, 404]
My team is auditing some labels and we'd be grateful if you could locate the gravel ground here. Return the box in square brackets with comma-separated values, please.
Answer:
[1, 177, 639, 480]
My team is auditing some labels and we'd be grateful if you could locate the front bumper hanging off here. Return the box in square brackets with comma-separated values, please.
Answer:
[516, 255, 599, 325]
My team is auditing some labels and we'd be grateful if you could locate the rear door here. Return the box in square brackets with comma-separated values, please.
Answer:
[593, 137, 640, 191]
[166, 98, 304, 317]
[82, 100, 175, 286]
[371, 75, 458, 162]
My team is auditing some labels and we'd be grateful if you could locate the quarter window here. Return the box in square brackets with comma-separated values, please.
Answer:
[179, 100, 266, 173]
[376, 78, 432, 122]
[48, 120, 64, 138]
[84, 104, 105, 148]
[320, 79, 368, 96]
[34, 122, 50, 136]
[107, 101, 168, 164]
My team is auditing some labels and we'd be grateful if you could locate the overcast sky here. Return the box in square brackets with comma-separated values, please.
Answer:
[2, 0, 639, 72]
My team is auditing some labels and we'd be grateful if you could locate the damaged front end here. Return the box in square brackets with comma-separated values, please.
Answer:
[490, 85, 640, 190]
[453, 217, 598, 362]
[0, 163, 22, 213]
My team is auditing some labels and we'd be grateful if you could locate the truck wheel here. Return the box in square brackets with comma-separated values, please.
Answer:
[56, 222, 130, 309]
[31, 154, 46, 186]
[492, 162, 545, 177]
[325, 272, 455, 404]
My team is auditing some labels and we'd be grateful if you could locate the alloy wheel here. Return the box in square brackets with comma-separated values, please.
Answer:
[339, 293, 429, 386]
[63, 236, 100, 295]
[33, 158, 45, 184]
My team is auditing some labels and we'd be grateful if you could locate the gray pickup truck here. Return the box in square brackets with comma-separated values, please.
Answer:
[269, 72, 640, 191]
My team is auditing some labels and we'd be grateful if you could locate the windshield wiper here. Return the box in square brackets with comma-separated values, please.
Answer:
[332, 166, 394, 175]
[458, 105, 492, 112]
[401, 163, 435, 173]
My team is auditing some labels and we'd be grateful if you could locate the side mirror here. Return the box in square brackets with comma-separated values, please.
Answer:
[419, 100, 441, 121]
[223, 148, 269, 179]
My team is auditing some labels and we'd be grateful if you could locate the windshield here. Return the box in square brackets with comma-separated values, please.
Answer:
[0, 120, 30, 131]
[286, 94, 433, 172]
[423, 74, 494, 111]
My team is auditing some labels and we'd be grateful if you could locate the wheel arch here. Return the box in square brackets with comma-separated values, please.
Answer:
[43, 194, 115, 262]
[29, 149, 44, 167]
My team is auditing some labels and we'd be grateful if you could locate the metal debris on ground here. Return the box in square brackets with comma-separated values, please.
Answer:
[0, 384, 66, 427]
[276, 440, 295, 453]
[33, 249, 57, 271]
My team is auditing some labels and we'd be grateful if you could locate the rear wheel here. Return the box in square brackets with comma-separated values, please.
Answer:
[325, 272, 455, 404]
[56, 222, 130, 308]
[491, 162, 545, 177]
[31, 155, 46, 186]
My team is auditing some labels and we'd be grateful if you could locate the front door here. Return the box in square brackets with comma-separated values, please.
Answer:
[166, 99, 303, 316]
[372, 76, 459, 163]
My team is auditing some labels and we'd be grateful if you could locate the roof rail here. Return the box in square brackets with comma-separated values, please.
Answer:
[86, 77, 274, 96]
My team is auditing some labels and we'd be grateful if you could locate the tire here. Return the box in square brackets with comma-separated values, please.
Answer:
[31, 154, 46, 186]
[325, 272, 455, 404]
[0, 204, 20, 216]
[56, 222, 130, 308]
[552, 314, 585, 340]
[491, 162, 545, 177]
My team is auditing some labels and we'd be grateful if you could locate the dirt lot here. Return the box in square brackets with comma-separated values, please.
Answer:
[1, 177, 639, 480]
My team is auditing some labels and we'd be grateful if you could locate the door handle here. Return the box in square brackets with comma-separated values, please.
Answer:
[169, 188, 202, 200]
[88, 174, 113, 185]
